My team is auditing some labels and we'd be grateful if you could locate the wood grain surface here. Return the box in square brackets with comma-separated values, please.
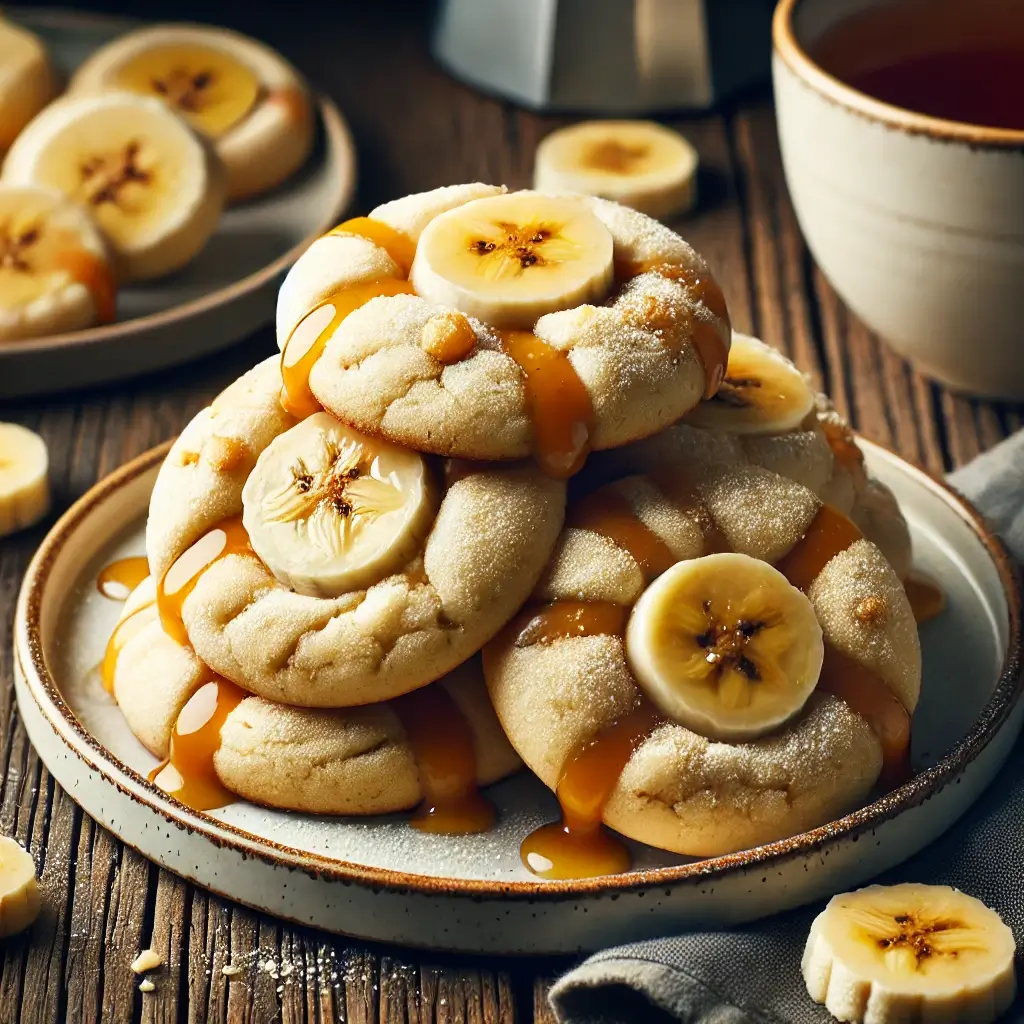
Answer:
[1, 2, 1020, 1022]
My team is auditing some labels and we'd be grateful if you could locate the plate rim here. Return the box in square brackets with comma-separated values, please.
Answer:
[14, 438, 1023, 900]
[0, 6, 356, 359]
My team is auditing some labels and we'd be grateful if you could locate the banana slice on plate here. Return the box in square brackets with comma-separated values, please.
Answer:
[0, 836, 40, 938]
[803, 884, 1016, 1023]
[0, 17, 53, 155]
[242, 412, 438, 598]
[70, 24, 314, 202]
[0, 185, 115, 340]
[0, 422, 49, 537]
[626, 552, 823, 741]
[685, 332, 816, 435]
[409, 191, 615, 329]
[534, 120, 698, 220]
[3, 91, 225, 281]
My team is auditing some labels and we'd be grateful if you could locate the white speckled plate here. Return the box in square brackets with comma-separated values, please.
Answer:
[0, 8, 355, 398]
[14, 440, 1022, 954]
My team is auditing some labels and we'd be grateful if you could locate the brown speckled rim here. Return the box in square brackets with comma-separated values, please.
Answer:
[0, 6, 356, 359]
[14, 439, 1023, 901]
[773, 0, 1024, 148]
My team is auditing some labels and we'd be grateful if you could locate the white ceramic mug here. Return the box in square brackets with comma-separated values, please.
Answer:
[772, 0, 1024, 399]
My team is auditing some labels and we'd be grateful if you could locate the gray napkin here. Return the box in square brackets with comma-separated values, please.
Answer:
[551, 430, 1024, 1024]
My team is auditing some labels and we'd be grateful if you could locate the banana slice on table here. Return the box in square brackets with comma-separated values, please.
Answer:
[242, 412, 438, 598]
[0, 185, 115, 340]
[534, 120, 698, 220]
[409, 191, 614, 329]
[70, 24, 314, 202]
[0, 17, 53, 155]
[3, 91, 225, 281]
[685, 332, 816, 435]
[803, 884, 1016, 1024]
[0, 836, 40, 938]
[626, 552, 823, 741]
[0, 422, 49, 537]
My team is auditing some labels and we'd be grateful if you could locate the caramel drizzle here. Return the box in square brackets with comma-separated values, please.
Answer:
[149, 675, 246, 812]
[281, 278, 416, 419]
[497, 329, 595, 479]
[904, 572, 946, 625]
[616, 258, 731, 398]
[521, 700, 662, 879]
[97, 555, 149, 601]
[568, 488, 676, 582]
[280, 216, 417, 418]
[55, 249, 117, 325]
[390, 685, 494, 834]
[517, 488, 915, 878]
[157, 517, 254, 647]
[776, 504, 913, 787]
[100, 598, 155, 694]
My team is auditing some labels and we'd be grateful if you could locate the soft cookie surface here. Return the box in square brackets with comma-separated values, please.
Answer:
[111, 579, 520, 815]
[275, 184, 731, 467]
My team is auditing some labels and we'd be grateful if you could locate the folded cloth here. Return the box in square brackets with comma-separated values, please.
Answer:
[550, 429, 1024, 1024]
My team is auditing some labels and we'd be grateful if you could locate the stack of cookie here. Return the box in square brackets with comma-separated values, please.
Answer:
[102, 184, 931, 876]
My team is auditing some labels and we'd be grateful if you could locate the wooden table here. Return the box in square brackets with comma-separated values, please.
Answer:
[1, 3, 1020, 1021]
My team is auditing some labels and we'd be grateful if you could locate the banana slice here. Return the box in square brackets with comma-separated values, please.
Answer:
[0, 836, 40, 938]
[0, 185, 116, 340]
[3, 91, 225, 281]
[685, 333, 816, 435]
[70, 25, 314, 202]
[242, 412, 437, 598]
[0, 422, 49, 537]
[803, 884, 1016, 1024]
[626, 552, 823, 741]
[0, 17, 53, 155]
[534, 120, 698, 220]
[409, 191, 614, 329]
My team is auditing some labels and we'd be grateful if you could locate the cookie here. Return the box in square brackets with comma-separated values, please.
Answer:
[146, 356, 566, 707]
[109, 578, 519, 815]
[485, 460, 921, 857]
[274, 184, 731, 476]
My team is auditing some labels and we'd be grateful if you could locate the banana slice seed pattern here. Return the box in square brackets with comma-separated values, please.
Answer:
[499, 476, 914, 878]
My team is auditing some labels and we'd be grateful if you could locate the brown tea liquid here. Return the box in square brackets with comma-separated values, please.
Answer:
[814, 0, 1024, 131]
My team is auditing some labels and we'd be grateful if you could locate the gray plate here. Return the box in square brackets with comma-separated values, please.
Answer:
[0, 8, 355, 398]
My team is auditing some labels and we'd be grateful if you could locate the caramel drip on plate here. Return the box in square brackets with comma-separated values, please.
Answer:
[149, 675, 245, 812]
[281, 278, 417, 419]
[390, 685, 495, 834]
[521, 700, 662, 879]
[616, 258, 730, 398]
[777, 504, 912, 786]
[904, 572, 946, 625]
[97, 555, 149, 600]
[513, 600, 629, 647]
[328, 216, 416, 276]
[157, 517, 253, 647]
[54, 249, 117, 325]
[497, 329, 595, 479]
[569, 488, 677, 583]
[100, 598, 155, 694]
